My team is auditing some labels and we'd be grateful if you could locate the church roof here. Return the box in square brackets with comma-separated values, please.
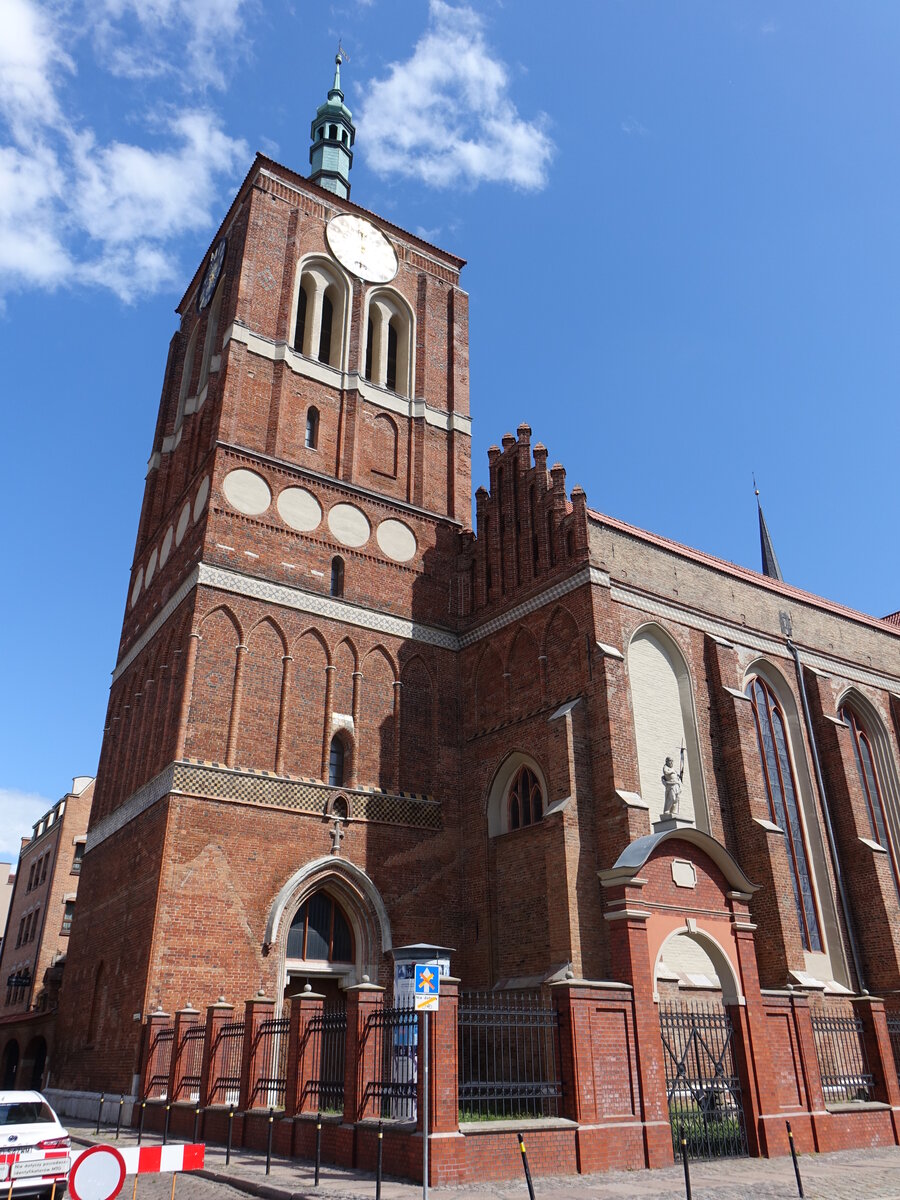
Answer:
[586, 506, 900, 641]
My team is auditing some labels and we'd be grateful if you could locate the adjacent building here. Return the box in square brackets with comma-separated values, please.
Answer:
[0, 777, 93, 1089]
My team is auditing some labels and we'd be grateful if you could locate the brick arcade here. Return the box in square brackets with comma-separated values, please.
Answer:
[34, 57, 900, 1183]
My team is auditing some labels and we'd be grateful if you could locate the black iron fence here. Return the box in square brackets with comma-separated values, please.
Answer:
[144, 1025, 175, 1100]
[208, 1020, 246, 1107]
[457, 990, 562, 1121]
[305, 1004, 347, 1113]
[659, 1001, 748, 1160]
[811, 1010, 873, 1103]
[174, 1024, 206, 1102]
[249, 1015, 291, 1109]
[366, 999, 418, 1121]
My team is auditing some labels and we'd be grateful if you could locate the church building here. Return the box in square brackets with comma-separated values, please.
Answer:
[39, 57, 900, 1181]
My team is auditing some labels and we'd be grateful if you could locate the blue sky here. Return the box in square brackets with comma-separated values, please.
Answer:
[1, 0, 899, 858]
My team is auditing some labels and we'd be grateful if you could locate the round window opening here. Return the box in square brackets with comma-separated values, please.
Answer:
[287, 892, 353, 963]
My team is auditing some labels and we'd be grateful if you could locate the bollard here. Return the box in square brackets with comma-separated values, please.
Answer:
[786, 1121, 805, 1197]
[517, 1133, 536, 1200]
[266, 1107, 275, 1176]
[138, 1100, 147, 1145]
[163, 1102, 171, 1146]
[95, 1092, 105, 1135]
[116, 1096, 125, 1141]
[193, 1106, 201, 1145]
[226, 1109, 235, 1166]
[314, 1111, 322, 1188]
[375, 1120, 383, 1200]
[680, 1136, 692, 1200]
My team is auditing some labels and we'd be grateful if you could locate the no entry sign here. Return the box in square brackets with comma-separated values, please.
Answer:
[68, 1145, 126, 1200]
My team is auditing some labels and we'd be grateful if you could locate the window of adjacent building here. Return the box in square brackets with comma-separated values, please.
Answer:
[287, 892, 353, 962]
[330, 556, 344, 598]
[841, 705, 900, 901]
[15, 918, 24, 948]
[61, 901, 74, 936]
[27, 863, 35, 892]
[72, 843, 84, 874]
[508, 766, 543, 831]
[40, 857, 48, 884]
[328, 736, 345, 787]
[747, 675, 823, 952]
[305, 407, 319, 450]
[30, 908, 39, 941]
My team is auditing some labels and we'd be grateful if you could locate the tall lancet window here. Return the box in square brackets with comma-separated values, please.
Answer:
[747, 676, 822, 951]
[841, 704, 900, 902]
[328, 736, 345, 786]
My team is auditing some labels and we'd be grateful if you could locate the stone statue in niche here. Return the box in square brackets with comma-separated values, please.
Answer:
[661, 755, 683, 816]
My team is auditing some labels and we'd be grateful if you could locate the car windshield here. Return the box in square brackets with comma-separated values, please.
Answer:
[0, 1102, 56, 1125]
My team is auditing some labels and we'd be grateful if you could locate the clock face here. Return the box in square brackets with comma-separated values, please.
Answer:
[198, 238, 227, 310]
[326, 215, 398, 283]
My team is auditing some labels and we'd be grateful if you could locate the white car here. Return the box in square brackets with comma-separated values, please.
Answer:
[0, 1093, 69, 1198]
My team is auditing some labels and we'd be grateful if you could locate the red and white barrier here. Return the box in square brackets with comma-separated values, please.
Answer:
[68, 1143, 205, 1200]
[119, 1143, 205, 1175]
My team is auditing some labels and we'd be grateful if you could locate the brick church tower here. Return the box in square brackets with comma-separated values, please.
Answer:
[54, 58, 474, 1091]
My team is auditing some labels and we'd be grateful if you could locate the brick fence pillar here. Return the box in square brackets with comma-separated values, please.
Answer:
[852, 994, 900, 1142]
[200, 999, 235, 1108]
[417, 976, 458, 1134]
[284, 986, 325, 1115]
[169, 1005, 201, 1103]
[240, 992, 276, 1110]
[140, 1008, 172, 1099]
[343, 980, 385, 1123]
[789, 991, 827, 1151]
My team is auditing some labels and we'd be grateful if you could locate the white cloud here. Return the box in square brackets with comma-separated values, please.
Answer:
[0, 787, 51, 863]
[357, 0, 554, 191]
[621, 116, 649, 137]
[0, 0, 249, 303]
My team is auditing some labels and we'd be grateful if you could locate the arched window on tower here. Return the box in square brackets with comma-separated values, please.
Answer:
[329, 124, 338, 140]
[364, 293, 412, 397]
[293, 285, 308, 352]
[508, 765, 543, 831]
[328, 736, 345, 786]
[747, 675, 823, 952]
[841, 704, 900, 901]
[305, 407, 319, 450]
[287, 892, 353, 962]
[330, 556, 344, 597]
[318, 293, 333, 363]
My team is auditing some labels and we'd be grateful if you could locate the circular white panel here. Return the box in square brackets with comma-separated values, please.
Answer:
[326, 214, 398, 283]
[159, 526, 173, 567]
[277, 487, 322, 532]
[69, 1143, 126, 1200]
[222, 468, 271, 516]
[193, 475, 210, 521]
[376, 519, 417, 562]
[130, 567, 143, 609]
[175, 500, 191, 546]
[145, 547, 158, 585]
[328, 502, 370, 548]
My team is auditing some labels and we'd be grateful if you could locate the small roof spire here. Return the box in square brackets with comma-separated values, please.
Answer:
[754, 475, 784, 582]
[308, 48, 356, 199]
[330, 52, 343, 98]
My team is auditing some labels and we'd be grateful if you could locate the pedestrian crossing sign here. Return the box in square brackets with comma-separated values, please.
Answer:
[414, 963, 440, 1011]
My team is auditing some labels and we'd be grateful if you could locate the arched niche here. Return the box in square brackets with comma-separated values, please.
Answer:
[265, 857, 391, 994]
[654, 928, 743, 1005]
[628, 623, 708, 830]
[363, 289, 414, 397]
[485, 751, 549, 837]
[290, 256, 351, 370]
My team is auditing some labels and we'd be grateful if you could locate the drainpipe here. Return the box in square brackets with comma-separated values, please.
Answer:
[787, 636, 866, 994]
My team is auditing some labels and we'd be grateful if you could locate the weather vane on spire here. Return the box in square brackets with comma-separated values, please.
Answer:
[337, 40, 350, 62]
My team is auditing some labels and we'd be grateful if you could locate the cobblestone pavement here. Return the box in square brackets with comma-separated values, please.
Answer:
[68, 1121, 900, 1199]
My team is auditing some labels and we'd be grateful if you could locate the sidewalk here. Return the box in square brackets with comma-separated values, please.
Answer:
[69, 1119, 900, 1199]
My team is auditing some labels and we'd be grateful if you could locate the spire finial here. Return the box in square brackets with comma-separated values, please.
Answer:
[753, 475, 784, 582]
[309, 48, 356, 199]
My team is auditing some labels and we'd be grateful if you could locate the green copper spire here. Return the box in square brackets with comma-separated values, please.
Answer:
[309, 52, 355, 199]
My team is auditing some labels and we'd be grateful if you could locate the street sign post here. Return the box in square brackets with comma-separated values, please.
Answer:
[413, 963, 441, 1200]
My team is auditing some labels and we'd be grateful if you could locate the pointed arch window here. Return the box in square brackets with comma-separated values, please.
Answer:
[330, 556, 344, 598]
[305, 407, 319, 450]
[287, 892, 353, 962]
[841, 705, 900, 901]
[508, 766, 543, 831]
[747, 676, 822, 952]
[328, 736, 345, 787]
